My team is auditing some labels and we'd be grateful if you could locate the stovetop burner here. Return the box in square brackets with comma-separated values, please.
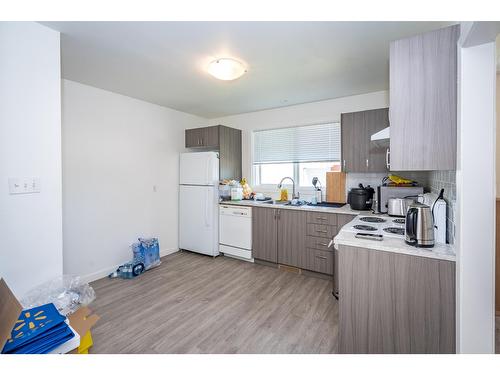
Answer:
[353, 224, 377, 231]
[393, 218, 405, 225]
[359, 217, 386, 223]
[383, 227, 405, 236]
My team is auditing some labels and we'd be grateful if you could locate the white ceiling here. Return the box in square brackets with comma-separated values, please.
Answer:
[43, 21, 454, 118]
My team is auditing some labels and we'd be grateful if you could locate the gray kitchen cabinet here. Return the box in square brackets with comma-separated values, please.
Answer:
[252, 208, 355, 278]
[333, 214, 356, 296]
[277, 209, 307, 268]
[219, 125, 242, 182]
[341, 108, 389, 173]
[336, 214, 356, 229]
[306, 223, 337, 239]
[306, 211, 337, 226]
[304, 248, 333, 275]
[185, 125, 242, 180]
[389, 24, 459, 170]
[365, 108, 390, 172]
[303, 211, 341, 276]
[185, 125, 219, 148]
[203, 125, 220, 148]
[185, 128, 202, 148]
[340, 112, 362, 172]
[338, 245, 456, 353]
[252, 207, 278, 263]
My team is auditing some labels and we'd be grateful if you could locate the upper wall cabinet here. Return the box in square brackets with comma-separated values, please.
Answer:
[185, 125, 220, 148]
[185, 125, 242, 181]
[341, 108, 389, 173]
[389, 25, 459, 171]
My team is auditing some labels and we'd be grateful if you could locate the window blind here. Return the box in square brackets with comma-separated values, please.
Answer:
[253, 123, 341, 164]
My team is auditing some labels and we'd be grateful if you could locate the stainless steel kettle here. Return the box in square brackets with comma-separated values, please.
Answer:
[405, 202, 434, 248]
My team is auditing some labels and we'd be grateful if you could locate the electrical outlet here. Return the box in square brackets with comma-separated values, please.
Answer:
[8, 177, 40, 194]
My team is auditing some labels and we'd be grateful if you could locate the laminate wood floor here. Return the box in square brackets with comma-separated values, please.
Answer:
[89, 251, 338, 354]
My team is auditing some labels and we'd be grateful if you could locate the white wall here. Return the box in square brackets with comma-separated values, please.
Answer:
[62, 80, 205, 282]
[496, 73, 500, 197]
[208, 91, 389, 193]
[456, 40, 497, 353]
[0, 22, 62, 297]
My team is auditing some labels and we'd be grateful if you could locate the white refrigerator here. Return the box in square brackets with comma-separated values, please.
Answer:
[179, 152, 220, 257]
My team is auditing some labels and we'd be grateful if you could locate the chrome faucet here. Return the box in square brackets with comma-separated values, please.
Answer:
[277, 177, 299, 200]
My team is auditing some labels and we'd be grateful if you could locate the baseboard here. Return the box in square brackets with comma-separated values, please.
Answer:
[78, 248, 179, 284]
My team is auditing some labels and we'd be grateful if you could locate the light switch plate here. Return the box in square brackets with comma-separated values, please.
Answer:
[8, 177, 40, 194]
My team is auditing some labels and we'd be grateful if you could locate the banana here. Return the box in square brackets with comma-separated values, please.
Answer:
[388, 174, 413, 184]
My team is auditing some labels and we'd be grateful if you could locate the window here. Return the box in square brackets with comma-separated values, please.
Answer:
[253, 123, 341, 188]
[298, 161, 340, 187]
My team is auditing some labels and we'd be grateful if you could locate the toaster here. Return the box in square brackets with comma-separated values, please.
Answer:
[377, 185, 423, 214]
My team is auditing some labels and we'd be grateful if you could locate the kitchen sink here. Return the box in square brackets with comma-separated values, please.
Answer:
[255, 200, 345, 208]
[306, 202, 345, 208]
[258, 200, 305, 207]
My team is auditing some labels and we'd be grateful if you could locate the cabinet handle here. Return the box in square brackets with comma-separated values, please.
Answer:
[386, 148, 390, 169]
[366, 159, 369, 168]
[317, 217, 327, 221]
[343, 159, 346, 171]
[317, 242, 329, 246]
[315, 255, 327, 260]
[316, 230, 327, 234]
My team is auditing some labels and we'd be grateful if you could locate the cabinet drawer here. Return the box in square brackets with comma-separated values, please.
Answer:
[304, 248, 333, 275]
[306, 212, 337, 226]
[306, 236, 332, 252]
[306, 223, 337, 238]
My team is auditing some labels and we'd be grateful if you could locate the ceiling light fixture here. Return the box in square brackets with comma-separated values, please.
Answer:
[208, 58, 246, 81]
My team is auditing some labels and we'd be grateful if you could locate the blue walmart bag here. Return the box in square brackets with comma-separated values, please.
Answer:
[132, 238, 161, 270]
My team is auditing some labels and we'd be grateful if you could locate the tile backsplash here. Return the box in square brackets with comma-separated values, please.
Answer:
[347, 170, 456, 244]
[427, 170, 456, 244]
[345, 171, 429, 191]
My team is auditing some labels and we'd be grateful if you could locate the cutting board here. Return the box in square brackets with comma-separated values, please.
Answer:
[326, 172, 346, 203]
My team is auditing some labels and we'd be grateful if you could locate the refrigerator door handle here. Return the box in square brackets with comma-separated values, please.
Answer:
[206, 156, 211, 185]
[204, 188, 210, 227]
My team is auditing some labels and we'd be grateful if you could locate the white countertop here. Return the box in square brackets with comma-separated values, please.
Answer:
[219, 200, 368, 216]
[220, 199, 456, 262]
[334, 227, 456, 262]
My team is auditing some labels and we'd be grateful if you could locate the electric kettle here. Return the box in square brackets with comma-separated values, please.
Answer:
[405, 202, 435, 248]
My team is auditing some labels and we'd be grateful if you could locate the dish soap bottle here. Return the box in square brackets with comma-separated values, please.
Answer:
[280, 188, 288, 202]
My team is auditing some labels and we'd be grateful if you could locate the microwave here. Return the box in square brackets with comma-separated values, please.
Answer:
[377, 185, 423, 214]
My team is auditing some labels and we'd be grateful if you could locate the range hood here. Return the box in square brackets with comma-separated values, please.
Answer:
[370, 127, 390, 141]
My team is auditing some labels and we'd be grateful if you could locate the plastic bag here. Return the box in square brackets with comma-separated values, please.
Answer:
[132, 238, 161, 270]
[20, 275, 96, 316]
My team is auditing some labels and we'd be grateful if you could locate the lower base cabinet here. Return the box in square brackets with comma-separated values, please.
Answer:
[252, 207, 278, 263]
[252, 208, 356, 278]
[278, 209, 307, 268]
[338, 245, 456, 354]
[303, 248, 333, 275]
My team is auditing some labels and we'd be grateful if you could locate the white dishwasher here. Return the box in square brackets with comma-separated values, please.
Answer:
[219, 205, 253, 261]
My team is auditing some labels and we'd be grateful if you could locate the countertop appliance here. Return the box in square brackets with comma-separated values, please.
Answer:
[419, 192, 447, 244]
[387, 197, 416, 217]
[343, 215, 407, 239]
[219, 205, 253, 261]
[405, 202, 435, 248]
[377, 185, 423, 214]
[179, 152, 220, 257]
[347, 184, 375, 211]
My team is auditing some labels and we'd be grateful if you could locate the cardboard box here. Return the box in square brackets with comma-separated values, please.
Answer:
[0, 279, 23, 350]
[67, 306, 99, 354]
[0, 278, 99, 354]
